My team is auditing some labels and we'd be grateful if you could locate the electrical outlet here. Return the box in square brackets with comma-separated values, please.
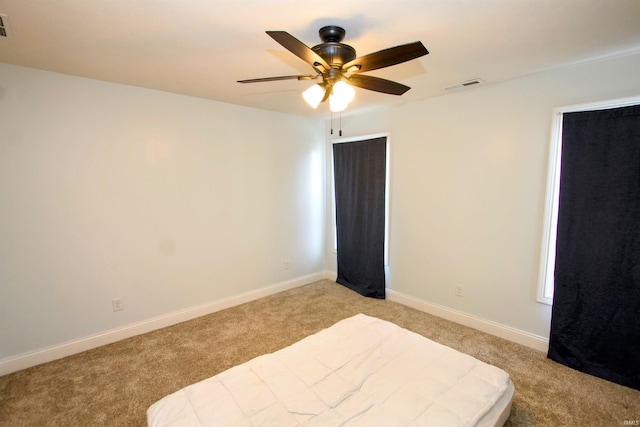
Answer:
[284, 260, 290, 270]
[455, 285, 463, 297]
[112, 298, 124, 311]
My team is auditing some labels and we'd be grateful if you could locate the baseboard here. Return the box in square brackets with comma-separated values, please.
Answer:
[0, 272, 328, 376]
[386, 289, 549, 352]
[325, 270, 547, 351]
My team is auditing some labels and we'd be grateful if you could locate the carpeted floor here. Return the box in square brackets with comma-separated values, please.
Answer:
[1, 280, 638, 426]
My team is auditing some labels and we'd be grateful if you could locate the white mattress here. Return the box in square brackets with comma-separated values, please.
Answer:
[148, 314, 513, 427]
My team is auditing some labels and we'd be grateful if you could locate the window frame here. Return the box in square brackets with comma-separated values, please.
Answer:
[537, 95, 640, 305]
[331, 133, 391, 265]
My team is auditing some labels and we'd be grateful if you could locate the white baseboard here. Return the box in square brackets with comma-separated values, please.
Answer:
[386, 289, 549, 352]
[1, 274, 548, 376]
[325, 271, 547, 351]
[0, 272, 327, 376]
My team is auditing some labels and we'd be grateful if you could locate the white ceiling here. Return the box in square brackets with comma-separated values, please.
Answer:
[1, 0, 640, 117]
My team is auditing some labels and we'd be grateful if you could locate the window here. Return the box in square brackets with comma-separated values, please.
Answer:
[537, 96, 640, 305]
[331, 133, 390, 266]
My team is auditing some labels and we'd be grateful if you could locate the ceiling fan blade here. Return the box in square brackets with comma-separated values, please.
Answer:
[347, 75, 411, 95]
[266, 31, 331, 71]
[343, 41, 428, 74]
[237, 74, 317, 83]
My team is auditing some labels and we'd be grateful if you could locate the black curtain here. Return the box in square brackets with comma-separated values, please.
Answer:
[548, 105, 640, 390]
[333, 137, 386, 299]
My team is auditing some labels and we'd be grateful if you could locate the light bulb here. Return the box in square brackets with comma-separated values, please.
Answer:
[329, 96, 349, 112]
[302, 84, 324, 109]
[329, 81, 355, 112]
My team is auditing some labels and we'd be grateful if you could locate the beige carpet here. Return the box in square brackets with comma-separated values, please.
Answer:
[1, 280, 638, 426]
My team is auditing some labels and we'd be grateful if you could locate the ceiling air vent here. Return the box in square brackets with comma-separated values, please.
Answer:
[444, 79, 484, 91]
[0, 14, 9, 37]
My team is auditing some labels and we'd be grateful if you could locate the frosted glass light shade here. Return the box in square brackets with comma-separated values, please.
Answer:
[329, 81, 355, 112]
[302, 84, 324, 109]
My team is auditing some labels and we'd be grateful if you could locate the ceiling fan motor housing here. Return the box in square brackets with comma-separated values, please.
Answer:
[312, 26, 356, 69]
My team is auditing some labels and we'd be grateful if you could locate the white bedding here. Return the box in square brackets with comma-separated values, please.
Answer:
[148, 314, 512, 427]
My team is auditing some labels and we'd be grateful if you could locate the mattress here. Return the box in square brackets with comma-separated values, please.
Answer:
[148, 314, 513, 427]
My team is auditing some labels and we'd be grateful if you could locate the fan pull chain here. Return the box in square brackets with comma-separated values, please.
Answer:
[330, 111, 333, 135]
[329, 111, 344, 136]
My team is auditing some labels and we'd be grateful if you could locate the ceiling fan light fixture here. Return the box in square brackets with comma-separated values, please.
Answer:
[302, 84, 324, 109]
[329, 80, 355, 112]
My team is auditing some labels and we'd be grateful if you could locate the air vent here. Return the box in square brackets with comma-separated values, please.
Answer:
[0, 14, 9, 37]
[444, 79, 485, 91]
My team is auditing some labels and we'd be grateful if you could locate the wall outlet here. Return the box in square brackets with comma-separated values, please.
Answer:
[455, 285, 463, 297]
[112, 297, 124, 311]
[284, 260, 290, 270]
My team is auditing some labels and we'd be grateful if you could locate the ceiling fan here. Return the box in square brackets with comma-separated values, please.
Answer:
[238, 25, 429, 112]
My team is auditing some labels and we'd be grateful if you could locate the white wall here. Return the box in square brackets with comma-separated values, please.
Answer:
[325, 52, 640, 339]
[0, 64, 325, 361]
[2, 50, 638, 367]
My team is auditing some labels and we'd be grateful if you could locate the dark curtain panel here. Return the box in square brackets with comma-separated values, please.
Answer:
[333, 137, 386, 299]
[548, 104, 640, 390]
